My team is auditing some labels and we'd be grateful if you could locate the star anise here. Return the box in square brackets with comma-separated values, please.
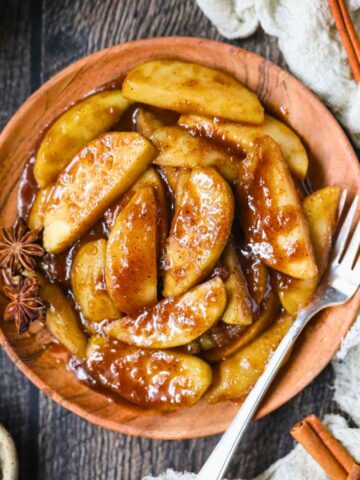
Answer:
[0, 217, 44, 274]
[3, 275, 48, 333]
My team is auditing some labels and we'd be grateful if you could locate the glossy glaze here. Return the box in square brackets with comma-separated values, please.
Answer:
[237, 136, 317, 279]
[86, 337, 212, 410]
[163, 167, 234, 297]
[43, 132, 156, 253]
[105, 187, 158, 313]
[104, 276, 226, 348]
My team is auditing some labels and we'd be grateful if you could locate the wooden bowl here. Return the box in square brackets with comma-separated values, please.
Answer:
[0, 37, 359, 440]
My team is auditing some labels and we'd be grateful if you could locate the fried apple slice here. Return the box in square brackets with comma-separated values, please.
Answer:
[71, 239, 119, 322]
[135, 107, 167, 138]
[28, 186, 53, 230]
[133, 168, 169, 260]
[237, 136, 317, 279]
[221, 243, 252, 325]
[151, 126, 240, 182]
[34, 90, 132, 187]
[106, 187, 157, 314]
[86, 337, 212, 410]
[204, 290, 279, 362]
[163, 167, 234, 297]
[122, 60, 264, 124]
[179, 114, 308, 180]
[241, 251, 269, 305]
[158, 166, 182, 194]
[43, 132, 156, 253]
[206, 312, 293, 402]
[275, 186, 341, 315]
[174, 169, 191, 206]
[37, 276, 87, 359]
[104, 168, 169, 260]
[104, 276, 226, 348]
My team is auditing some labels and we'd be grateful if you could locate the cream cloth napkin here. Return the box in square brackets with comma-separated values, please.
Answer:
[143, 1, 360, 479]
[196, 0, 360, 147]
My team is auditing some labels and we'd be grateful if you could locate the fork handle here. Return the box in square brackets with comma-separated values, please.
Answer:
[197, 300, 324, 480]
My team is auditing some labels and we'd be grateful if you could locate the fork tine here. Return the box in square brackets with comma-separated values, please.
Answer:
[337, 189, 348, 221]
[341, 219, 360, 268]
[332, 195, 359, 262]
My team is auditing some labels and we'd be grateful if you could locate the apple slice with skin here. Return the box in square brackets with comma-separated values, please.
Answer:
[135, 106, 178, 139]
[37, 275, 88, 359]
[28, 185, 53, 230]
[150, 126, 241, 182]
[274, 186, 341, 315]
[237, 136, 317, 279]
[122, 60, 264, 124]
[43, 132, 156, 253]
[86, 336, 212, 410]
[221, 243, 252, 325]
[240, 250, 269, 305]
[34, 90, 132, 187]
[106, 186, 158, 314]
[104, 276, 227, 348]
[104, 167, 169, 262]
[206, 311, 293, 403]
[179, 114, 308, 180]
[163, 167, 234, 297]
[71, 239, 119, 322]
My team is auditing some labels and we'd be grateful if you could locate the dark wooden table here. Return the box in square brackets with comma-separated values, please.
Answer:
[0, 1, 343, 479]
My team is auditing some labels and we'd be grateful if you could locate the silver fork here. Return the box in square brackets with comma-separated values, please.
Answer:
[198, 191, 360, 480]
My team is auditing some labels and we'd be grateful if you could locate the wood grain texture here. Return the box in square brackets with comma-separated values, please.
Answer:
[0, 1, 357, 480]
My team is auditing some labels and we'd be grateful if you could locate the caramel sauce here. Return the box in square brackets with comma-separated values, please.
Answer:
[17, 156, 38, 219]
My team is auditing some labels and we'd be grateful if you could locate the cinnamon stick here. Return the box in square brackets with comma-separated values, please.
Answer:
[337, 0, 360, 65]
[291, 420, 348, 480]
[306, 414, 355, 473]
[327, 0, 360, 82]
[348, 465, 360, 480]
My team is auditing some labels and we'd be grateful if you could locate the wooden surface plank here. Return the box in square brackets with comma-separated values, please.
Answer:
[0, 1, 40, 479]
[0, 0, 343, 479]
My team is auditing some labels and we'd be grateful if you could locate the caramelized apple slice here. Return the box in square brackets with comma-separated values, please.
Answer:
[206, 312, 293, 402]
[38, 276, 87, 359]
[106, 187, 157, 313]
[104, 276, 226, 348]
[237, 136, 317, 279]
[135, 107, 177, 138]
[275, 186, 341, 315]
[221, 243, 252, 325]
[204, 290, 279, 362]
[241, 251, 269, 305]
[179, 114, 308, 180]
[43, 132, 156, 253]
[28, 186, 53, 230]
[174, 169, 191, 206]
[158, 166, 182, 195]
[71, 239, 119, 322]
[151, 126, 240, 182]
[104, 168, 169, 260]
[123, 60, 264, 124]
[34, 90, 132, 187]
[163, 167, 234, 297]
[86, 337, 212, 410]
